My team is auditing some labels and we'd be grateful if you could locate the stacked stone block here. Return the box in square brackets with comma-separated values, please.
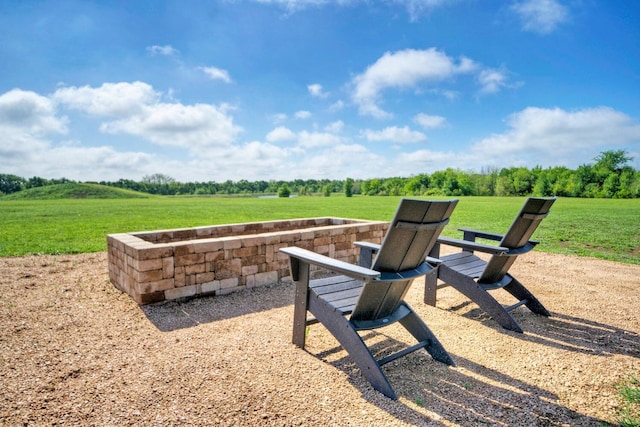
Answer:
[108, 218, 389, 305]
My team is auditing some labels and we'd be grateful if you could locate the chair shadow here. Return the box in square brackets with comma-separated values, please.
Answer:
[312, 332, 609, 426]
[140, 281, 294, 332]
[137, 281, 617, 425]
[452, 305, 640, 358]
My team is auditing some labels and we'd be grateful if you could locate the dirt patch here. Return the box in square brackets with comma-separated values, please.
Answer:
[1, 250, 638, 426]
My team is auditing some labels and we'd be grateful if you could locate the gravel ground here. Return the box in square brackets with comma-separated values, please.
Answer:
[1, 250, 638, 426]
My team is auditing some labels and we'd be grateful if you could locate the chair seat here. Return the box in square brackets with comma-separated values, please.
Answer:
[440, 252, 486, 278]
[310, 275, 363, 314]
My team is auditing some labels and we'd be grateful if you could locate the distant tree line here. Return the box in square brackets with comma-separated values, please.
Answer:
[1, 150, 638, 199]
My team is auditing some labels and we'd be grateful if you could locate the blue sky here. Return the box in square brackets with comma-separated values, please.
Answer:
[1, 0, 639, 182]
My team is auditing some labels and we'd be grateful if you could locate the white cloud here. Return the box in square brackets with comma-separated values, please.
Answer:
[477, 68, 509, 94]
[0, 131, 48, 169]
[0, 89, 68, 135]
[0, 89, 71, 176]
[249, 0, 454, 20]
[52, 82, 243, 151]
[399, 0, 454, 21]
[100, 102, 242, 149]
[298, 130, 346, 148]
[266, 126, 297, 142]
[251, 0, 331, 12]
[191, 140, 292, 181]
[295, 110, 312, 119]
[413, 113, 447, 129]
[198, 66, 232, 83]
[53, 82, 158, 117]
[0, 121, 165, 181]
[292, 143, 387, 179]
[471, 106, 640, 167]
[361, 126, 427, 143]
[270, 113, 289, 123]
[324, 120, 344, 133]
[395, 148, 465, 172]
[146, 45, 179, 56]
[352, 48, 477, 119]
[511, 0, 569, 34]
[307, 83, 328, 98]
[38, 145, 161, 180]
[329, 100, 344, 112]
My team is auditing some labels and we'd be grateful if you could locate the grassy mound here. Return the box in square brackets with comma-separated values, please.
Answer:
[0, 183, 150, 200]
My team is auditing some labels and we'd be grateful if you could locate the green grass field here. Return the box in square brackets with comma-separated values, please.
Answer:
[1, 195, 638, 264]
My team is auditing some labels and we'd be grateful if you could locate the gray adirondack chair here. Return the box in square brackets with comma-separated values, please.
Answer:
[280, 198, 458, 400]
[425, 197, 556, 333]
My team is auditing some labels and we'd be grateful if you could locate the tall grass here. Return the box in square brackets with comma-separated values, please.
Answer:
[0, 196, 638, 263]
[618, 376, 640, 427]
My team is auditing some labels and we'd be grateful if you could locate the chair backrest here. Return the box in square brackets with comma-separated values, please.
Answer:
[351, 199, 458, 324]
[373, 199, 458, 272]
[479, 197, 556, 284]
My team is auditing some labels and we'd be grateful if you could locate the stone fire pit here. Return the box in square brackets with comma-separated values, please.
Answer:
[107, 217, 389, 304]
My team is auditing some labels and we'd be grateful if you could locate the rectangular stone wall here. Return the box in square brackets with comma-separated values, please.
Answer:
[107, 218, 389, 304]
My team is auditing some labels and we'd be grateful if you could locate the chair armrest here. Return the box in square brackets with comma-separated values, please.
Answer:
[505, 241, 539, 255]
[458, 227, 504, 242]
[437, 236, 509, 255]
[354, 241, 381, 252]
[426, 256, 442, 265]
[280, 247, 380, 282]
[354, 241, 381, 268]
[457, 228, 539, 247]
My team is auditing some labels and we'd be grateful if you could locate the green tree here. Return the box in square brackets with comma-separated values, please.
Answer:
[471, 168, 498, 196]
[404, 174, 429, 195]
[382, 177, 405, 196]
[344, 177, 354, 197]
[277, 184, 291, 198]
[616, 169, 636, 198]
[533, 173, 552, 196]
[428, 170, 446, 191]
[602, 173, 620, 198]
[26, 176, 49, 189]
[0, 174, 26, 195]
[593, 150, 632, 174]
[362, 178, 381, 196]
[495, 170, 515, 196]
[512, 167, 534, 195]
[592, 150, 634, 197]
[573, 164, 595, 197]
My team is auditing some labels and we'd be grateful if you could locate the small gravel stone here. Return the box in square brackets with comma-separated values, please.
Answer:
[0, 251, 638, 426]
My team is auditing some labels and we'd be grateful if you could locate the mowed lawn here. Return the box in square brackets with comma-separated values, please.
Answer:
[0, 196, 638, 264]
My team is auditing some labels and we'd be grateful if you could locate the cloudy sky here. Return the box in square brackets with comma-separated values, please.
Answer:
[1, 0, 639, 182]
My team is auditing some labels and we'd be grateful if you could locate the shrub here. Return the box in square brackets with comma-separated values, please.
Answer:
[277, 184, 291, 198]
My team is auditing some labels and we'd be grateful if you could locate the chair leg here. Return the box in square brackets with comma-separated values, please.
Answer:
[398, 303, 454, 366]
[307, 293, 398, 399]
[438, 265, 524, 333]
[291, 260, 310, 348]
[503, 275, 551, 317]
[423, 268, 438, 307]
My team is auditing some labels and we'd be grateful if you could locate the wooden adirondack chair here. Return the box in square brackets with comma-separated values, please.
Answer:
[425, 197, 556, 333]
[280, 198, 458, 400]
